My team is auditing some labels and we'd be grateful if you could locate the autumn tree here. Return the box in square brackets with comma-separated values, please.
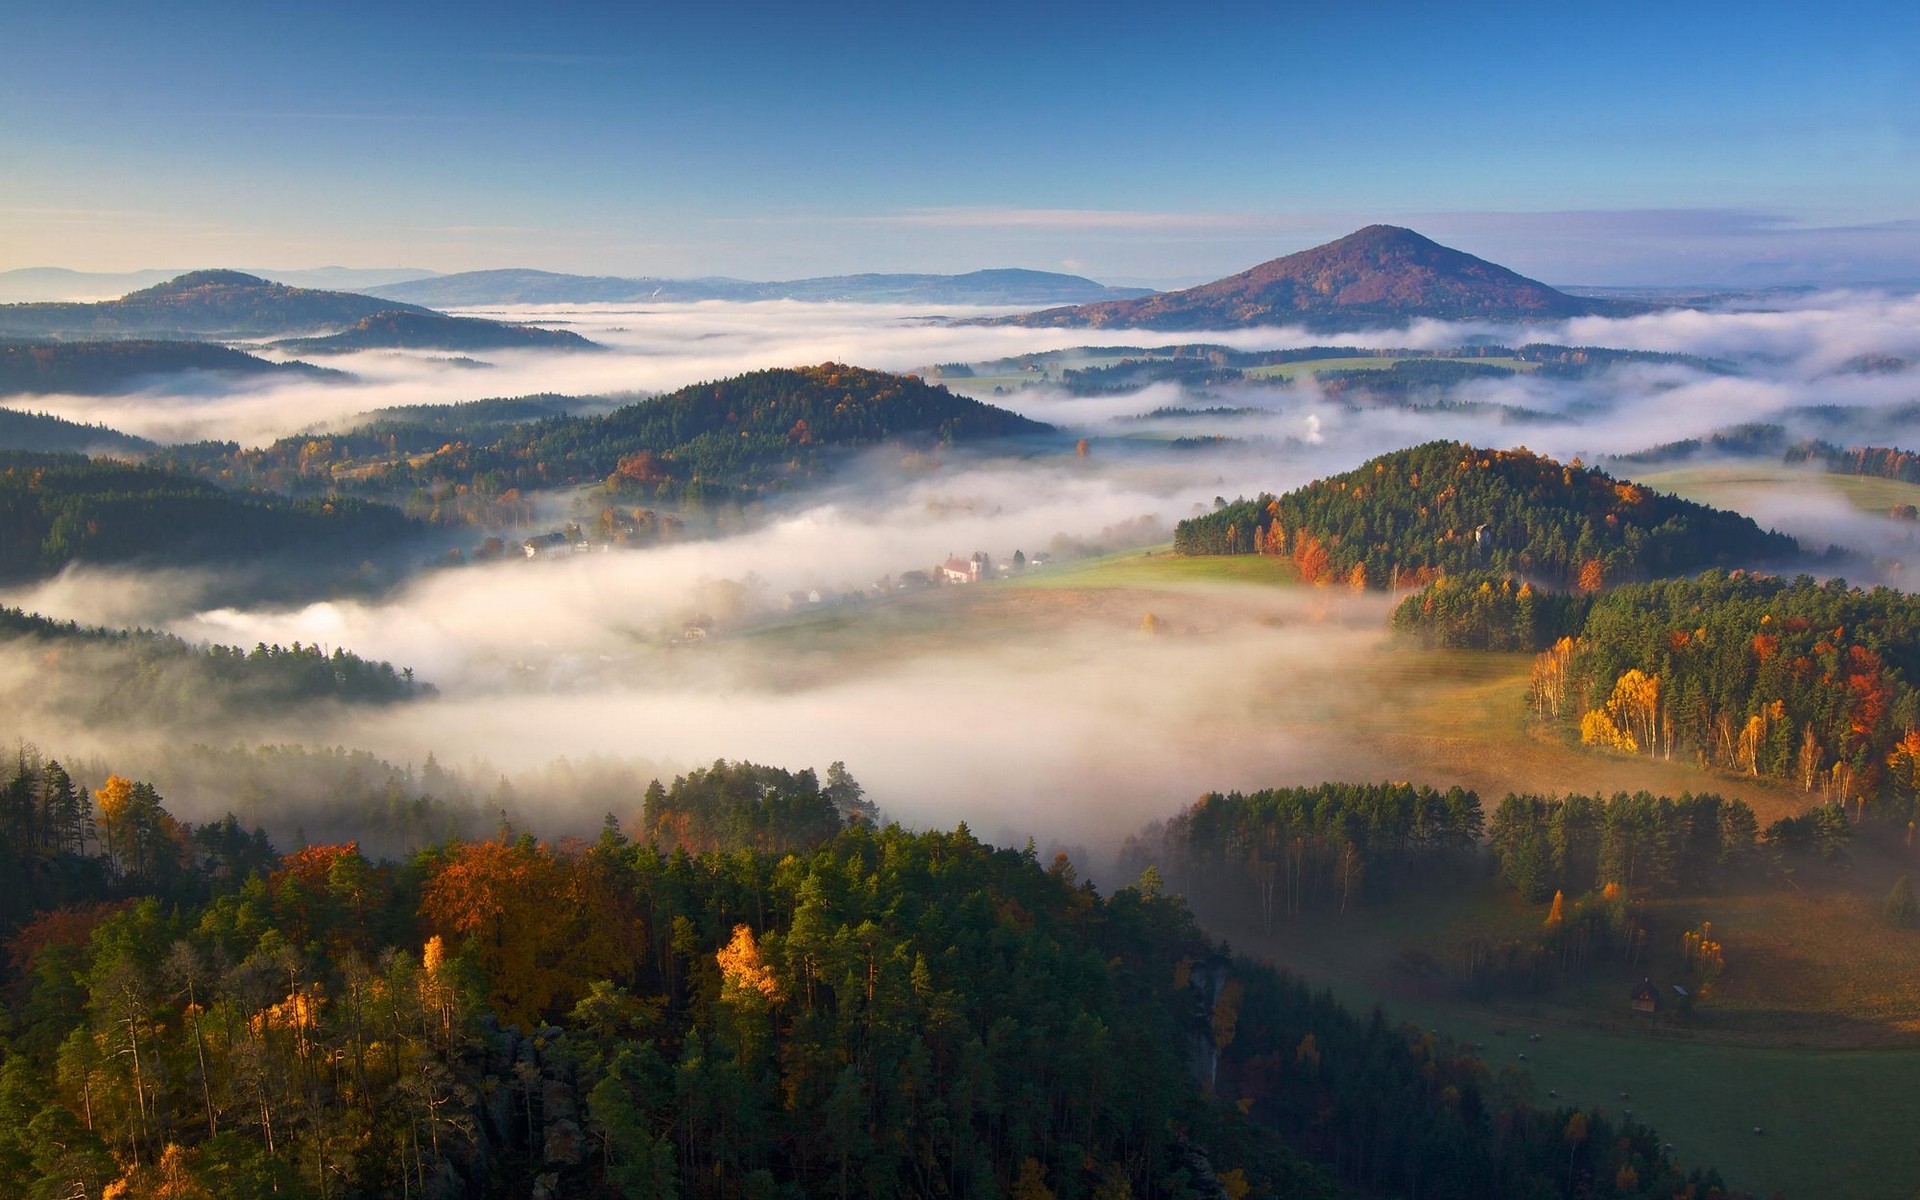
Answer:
[1291, 532, 1330, 585]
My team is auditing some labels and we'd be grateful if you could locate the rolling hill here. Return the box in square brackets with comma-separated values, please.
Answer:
[0, 449, 417, 582]
[366, 266, 1152, 306]
[0, 270, 435, 339]
[0, 408, 157, 457]
[271, 309, 602, 353]
[0, 266, 439, 303]
[1177, 441, 1798, 589]
[999, 225, 1632, 331]
[0, 339, 344, 396]
[160, 365, 1052, 517]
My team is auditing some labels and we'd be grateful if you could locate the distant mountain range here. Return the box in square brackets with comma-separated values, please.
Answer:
[363, 267, 1153, 307]
[271, 310, 603, 354]
[0, 339, 344, 397]
[0, 272, 603, 353]
[996, 225, 1636, 331]
[0, 271, 436, 340]
[0, 266, 440, 304]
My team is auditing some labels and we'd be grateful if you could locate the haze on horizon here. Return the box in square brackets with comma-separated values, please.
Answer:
[3, 2, 1917, 288]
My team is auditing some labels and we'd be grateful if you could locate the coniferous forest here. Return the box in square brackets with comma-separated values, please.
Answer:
[0, 751, 1738, 1200]
[157, 365, 1051, 520]
[1174, 443, 1798, 590]
[0, 451, 417, 582]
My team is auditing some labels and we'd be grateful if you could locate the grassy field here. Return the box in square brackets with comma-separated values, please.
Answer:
[1244, 921, 1920, 1200]
[1006, 547, 1299, 589]
[1223, 876, 1920, 1200]
[1634, 462, 1920, 517]
[728, 548, 1920, 1194]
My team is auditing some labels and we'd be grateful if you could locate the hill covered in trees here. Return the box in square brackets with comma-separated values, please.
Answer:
[0, 407, 157, 456]
[0, 750, 1736, 1200]
[0, 606, 430, 726]
[0, 339, 342, 396]
[1175, 442, 1798, 590]
[998, 226, 1631, 331]
[0, 450, 417, 581]
[0, 271, 433, 339]
[272, 310, 603, 354]
[163, 365, 1052, 518]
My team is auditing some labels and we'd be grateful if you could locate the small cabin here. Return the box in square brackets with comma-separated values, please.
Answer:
[1630, 979, 1660, 1014]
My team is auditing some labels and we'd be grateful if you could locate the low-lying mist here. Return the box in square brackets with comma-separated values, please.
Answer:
[3, 288, 1919, 860]
[3, 287, 1914, 453]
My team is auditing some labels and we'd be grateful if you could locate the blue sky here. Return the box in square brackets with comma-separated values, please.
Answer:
[2, 1, 1916, 285]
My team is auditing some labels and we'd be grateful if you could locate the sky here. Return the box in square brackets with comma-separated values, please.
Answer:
[2, 1, 1917, 286]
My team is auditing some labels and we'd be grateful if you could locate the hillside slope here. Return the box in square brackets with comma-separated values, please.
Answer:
[1177, 441, 1797, 588]
[160, 364, 1052, 515]
[0, 270, 434, 338]
[1003, 226, 1629, 331]
[272, 309, 602, 353]
[0, 449, 416, 581]
[0, 339, 342, 395]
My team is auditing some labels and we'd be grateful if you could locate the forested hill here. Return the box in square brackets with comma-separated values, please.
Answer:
[0, 407, 157, 456]
[0, 450, 417, 582]
[272, 309, 603, 354]
[163, 364, 1053, 513]
[0, 339, 343, 396]
[0, 605, 430, 724]
[997, 225, 1630, 331]
[0, 270, 433, 339]
[1176, 442, 1798, 590]
[0, 752, 1733, 1199]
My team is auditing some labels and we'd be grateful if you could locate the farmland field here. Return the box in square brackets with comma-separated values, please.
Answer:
[1634, 462, 1920, 518]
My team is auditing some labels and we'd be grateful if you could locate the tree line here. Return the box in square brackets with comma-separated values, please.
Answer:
[0, 749, 1741, 1200]
[1526, 572, 1920, 812]
[1118, 783, 1484, 933]
[1487, 791, 1764, 902]
[1389, 570, 1594, 651]
[0, 606, 428, 723]
[0, 451, 416, 582]
[1785, 438, 1920, 487]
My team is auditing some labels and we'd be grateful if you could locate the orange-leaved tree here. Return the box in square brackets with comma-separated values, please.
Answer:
[421, 839, 639, 1027]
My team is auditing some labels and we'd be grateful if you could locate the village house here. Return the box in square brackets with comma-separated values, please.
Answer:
[1630, 979, 1660, 1014]
[521, 531, 572, 558]
[938, 551, 991, 584]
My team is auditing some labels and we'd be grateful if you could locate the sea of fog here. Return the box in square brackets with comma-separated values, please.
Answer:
[5, 291, 1920, 848]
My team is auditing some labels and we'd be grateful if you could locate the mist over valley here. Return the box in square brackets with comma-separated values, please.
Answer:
[5, 10, 1920, 1189]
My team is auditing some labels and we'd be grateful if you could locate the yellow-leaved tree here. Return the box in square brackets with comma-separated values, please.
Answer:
[1580, 708, 1636, 753]
[716, 924, 783, 1006]
[1581, 669, 1663, 756]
